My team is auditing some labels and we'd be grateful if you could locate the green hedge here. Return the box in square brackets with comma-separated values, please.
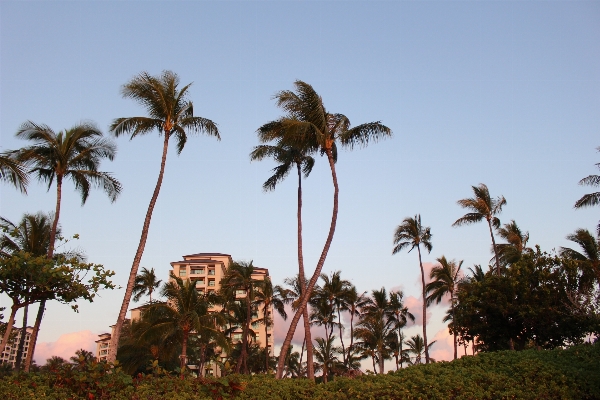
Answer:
[1, 343, 598, 399]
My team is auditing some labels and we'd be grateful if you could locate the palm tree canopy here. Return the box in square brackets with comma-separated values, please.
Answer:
[425, 256, 463, 306]
[453, 183, 506, 228]
[15, 121, 121, 204]
[0, 213, 55, 258]
[250, 143, 315, 192]
[392, 214, 433, 255]
[132, 267, 162, 303]
[110, 70, 220, 154]
[560, 228, 599, 263]
[493, 220, 531, 266]
[387, 290, 415, 328]
[575, 147, 600, 209]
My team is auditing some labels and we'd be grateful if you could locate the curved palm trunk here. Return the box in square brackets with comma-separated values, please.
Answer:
[15, 303, 28, 371]
[487, 218, 501, 275]
[296, 165, 314, 380]
[417, 245, 430, 364]
[24, 176, 63, 372]
[108, 133, 170, 363]
[275, 147, 339, 379]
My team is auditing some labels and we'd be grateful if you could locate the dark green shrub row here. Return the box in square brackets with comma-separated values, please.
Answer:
[1, 343, 598, 399]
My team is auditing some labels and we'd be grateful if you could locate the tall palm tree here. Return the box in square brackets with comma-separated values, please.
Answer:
[219, 260, 263, 374]
[453, 183, 506, 275]
[253, 277, 287, 372]
[0, 153, 28, 192]
[575, 147, 600, 234]
[132, 267, 162, 303]
[392, 214, 433, 363]
[387, 290, 414, 369]
[15, 120, 120, 371]
[250, 141, 316, 379]
[142, 274, 227, 378]
[313, 271, 352, 364]
[425, 256, 463, 360]
[344, 286, 368, 369]
[109, 70, 220, 362]
[493, 220, 531, 266]
[261, 81, 392, 379]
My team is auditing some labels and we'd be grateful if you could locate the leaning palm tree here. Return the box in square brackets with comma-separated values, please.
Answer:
[0, 153, 28, 192]
[132, 267, 162, 303]
[425, 256, 463, 360]
[392, 214, 433, 363]
[453, 183, 506, 275]
[250, 141, 316, 378]
[493, 220, 531, 267]
[575, 147, 600, 235]
[108, 70, 220, 362]
[262, 81, 392, 379]
[15, 120, 121, 371]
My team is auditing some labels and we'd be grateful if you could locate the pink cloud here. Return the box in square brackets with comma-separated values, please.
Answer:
[34, 330, 97, 365]
[404, 295, 432, 328]
[429, 327, 474, 362]
[415, 260, 466, 308]
[273, 304, 326, 350]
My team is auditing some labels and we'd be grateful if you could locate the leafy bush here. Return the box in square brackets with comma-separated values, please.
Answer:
[0, 343, 598, 399]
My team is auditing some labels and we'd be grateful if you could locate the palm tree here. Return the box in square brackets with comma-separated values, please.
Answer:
[142, 274, 227, 378]
[261, 81, 392, 379]
[313, 336, 342, 383]
[425, 256, 463, 360]
[453, 183, 506, 275]
[133, 267, 162, 303]
[108, 70, 220, 362]
[575, 147, 600, 234]
[250, 141, 316, 379]
[392, 214, 433, 363]
[493, 220, 531, 266]
[404, 334, 436, 365]
[344, 286, 368, 369]
[560, 228, 600, 283]
[219, 260, 263, 374]
[0, 153, 28, 192]
[0, 212, 55, 370]
[253, 277, 287, 372]
[15, 120, 121, 371]
[313, 271, 352, 364]
[387, 290, 414, 369]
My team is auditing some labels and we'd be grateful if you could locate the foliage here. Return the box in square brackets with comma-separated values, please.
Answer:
[0, 344, 599, 399]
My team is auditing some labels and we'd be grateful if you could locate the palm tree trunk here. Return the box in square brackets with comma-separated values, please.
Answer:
[299, 337, 305, 375]
[451, 299, 457, 360]
[0, 304, 18, 360]
[24, 176, 63, 372]
[180, 329, 189, 378]
[371, 355, 377, 374]
[14, 303, 28, 371]
[108, 133, 170, 363]
[296, 165, 314, 380]
[417, 245, 430, 364]
[487, 219, 501, 275]
[265, 311, 269, 373]
[236, 291, 252, 374]
[275, 148, 339, 379]
[378, 348, 384, 374]
[337, 308, 346, 366]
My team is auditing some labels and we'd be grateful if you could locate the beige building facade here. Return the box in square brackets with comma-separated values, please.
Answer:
[0, 326, 33, 367]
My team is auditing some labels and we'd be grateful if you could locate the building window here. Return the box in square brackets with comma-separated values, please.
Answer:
[208, 280, 215, 287]
[179, 269, 187, 277]
[236, 290, 246, 296]
[191, 267, 205, 275]
[207, 269, 215, 276]
[232, 333, 242, 341]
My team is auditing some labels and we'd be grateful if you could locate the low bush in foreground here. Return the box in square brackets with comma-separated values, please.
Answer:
[1, 343, 598, 399]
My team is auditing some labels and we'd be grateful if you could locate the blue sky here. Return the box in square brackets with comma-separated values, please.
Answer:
[1, 1, 599, 362]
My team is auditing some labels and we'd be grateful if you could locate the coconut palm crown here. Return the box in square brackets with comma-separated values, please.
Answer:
[453, 183, 506, 275]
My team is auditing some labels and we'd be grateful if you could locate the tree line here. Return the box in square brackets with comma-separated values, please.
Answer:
[0, 71, 598, 380]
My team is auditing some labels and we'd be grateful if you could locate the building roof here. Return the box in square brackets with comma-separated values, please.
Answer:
[183, 253, 231, 258]
[170, 259, 225, 266]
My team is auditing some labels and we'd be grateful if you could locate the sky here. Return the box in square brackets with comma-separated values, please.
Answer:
[0, 0, 599, 367]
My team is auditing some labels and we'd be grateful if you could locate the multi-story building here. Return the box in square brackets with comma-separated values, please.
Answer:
[95, 253, 274, 376]
[169, 253, 274, 361]
[0, 326, 33, 367]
